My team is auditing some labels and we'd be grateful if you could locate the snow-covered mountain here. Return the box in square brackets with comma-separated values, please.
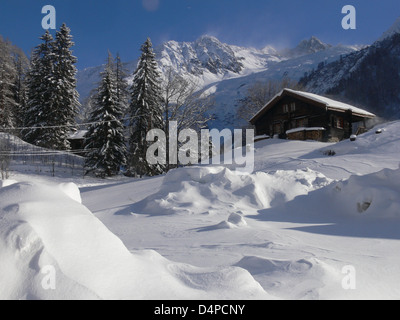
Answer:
[301, 17, 400, 119]
[76, 35, 359, 128]
[152, 35, 285, 90]
[76, 35, 283, 102]
[158, 36, 277, 77]
[280, 36, 332, 58]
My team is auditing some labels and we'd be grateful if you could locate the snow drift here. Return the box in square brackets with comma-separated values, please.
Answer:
[234, 256, 342, 300]
[0, 180, 270, 300]
[260, 165, 400, 225]
[130, 166, 332, 216]
[331, 165, 400, 219]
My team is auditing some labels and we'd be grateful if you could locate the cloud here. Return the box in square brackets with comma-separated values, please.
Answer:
[142, 0, 160, 12]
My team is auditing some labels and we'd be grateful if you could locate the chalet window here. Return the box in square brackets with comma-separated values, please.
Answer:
[290, 102, 296, 112]
[331, 115, 344, 129]
[283, 104, 289, 113]
[337, 117, 344, 129]
[297, 118, 308, 127]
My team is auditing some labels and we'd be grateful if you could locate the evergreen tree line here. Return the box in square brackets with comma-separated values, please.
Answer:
[0, 24, 80, 151]
[0, 27, 213, 178]
[85, 38, 213, 178]
[0, 35, 29, 132]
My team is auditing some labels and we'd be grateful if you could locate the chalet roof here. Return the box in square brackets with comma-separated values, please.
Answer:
[250, 88, 376, 124]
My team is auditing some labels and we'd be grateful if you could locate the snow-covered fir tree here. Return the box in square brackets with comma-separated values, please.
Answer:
[0, 37, 18, 132]
[84, 53, 127, 177]
[12, 51, 29, 135]
[128, 38, 164, 177]
[50, 23, 80, 149]
[23, 25, 79, 150]
[23, 31, 55, 146]
[114, 53, 129, 116]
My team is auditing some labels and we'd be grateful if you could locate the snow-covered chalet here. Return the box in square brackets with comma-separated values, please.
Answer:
[249, 88, 376, 142]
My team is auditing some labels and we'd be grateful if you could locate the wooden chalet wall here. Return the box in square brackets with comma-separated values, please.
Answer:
[252, 95, 354, 142]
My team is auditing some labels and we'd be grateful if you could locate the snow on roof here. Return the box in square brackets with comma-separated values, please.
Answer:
[286, 127, 326, 135]
[250, 88, 376, 123]
[284, 89, 376, 118]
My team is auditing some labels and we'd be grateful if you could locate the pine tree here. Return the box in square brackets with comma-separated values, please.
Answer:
[51, 23, 80, 150]
[23, 26, 79, 150]
[0, 37, 18, 132]
[128, 38, 164, 177]
[12, 51, 29, 135]
[23, 31, 55, 146]
[84, 53, 127, 177]
[114, 53, 129, 116]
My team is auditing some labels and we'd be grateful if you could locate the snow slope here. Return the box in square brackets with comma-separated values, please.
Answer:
[0, 180, 269, 300]
[79, 121, 400, 299]
[3, 120, 400, 300]
[252, 121, 400, 179]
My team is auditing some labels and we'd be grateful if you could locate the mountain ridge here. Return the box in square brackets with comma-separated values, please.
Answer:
[377, 16, 400, 42]
[76, 35, 360, 129]
[77, 34, 336, 100]
[300, 18, 400, 119]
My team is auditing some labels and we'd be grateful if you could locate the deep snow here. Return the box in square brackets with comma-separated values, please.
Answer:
[0, 180, 268, 300]
[2, 120, 400, 300]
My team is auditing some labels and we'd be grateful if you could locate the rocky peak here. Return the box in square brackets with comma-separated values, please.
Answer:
[282, 36, 332, 58]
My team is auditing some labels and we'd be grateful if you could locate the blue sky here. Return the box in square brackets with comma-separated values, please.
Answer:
[0, 0, 399, 69]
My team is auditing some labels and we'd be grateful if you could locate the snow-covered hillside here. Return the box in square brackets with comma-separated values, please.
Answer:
[202, 44, 359, 128]
[301, 16, 400, 119]
[0, 179, 268, 300]
[2, 120, 400, 299]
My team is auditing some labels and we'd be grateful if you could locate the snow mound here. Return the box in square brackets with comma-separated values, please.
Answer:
[235, 256, 341, 300]
[331, 166, 400, 219]
[265, 164, 400, 224]
[228, 212, 247, 227]
[58, 182, 82, 203]
[320, 121, 400, 157]
[131, 166, 332, 215]
[0, 180, 269, 300]
[197, 212, 248, 232]
[0, 180, 17, 188]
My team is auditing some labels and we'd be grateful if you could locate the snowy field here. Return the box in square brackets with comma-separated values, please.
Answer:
[1, 121, 400, 300]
